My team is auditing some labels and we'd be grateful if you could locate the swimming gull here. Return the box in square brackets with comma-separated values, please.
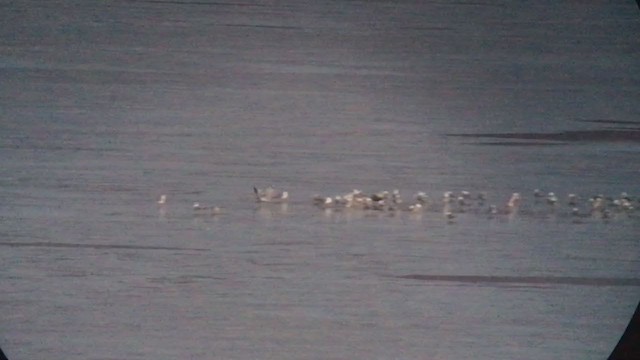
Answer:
[193, 202, 222, 215]
[254, 186, 289, 203]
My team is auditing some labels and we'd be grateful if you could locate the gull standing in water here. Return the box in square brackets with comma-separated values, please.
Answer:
[507, 193, 521, 213]
[157, 194, 168, 218]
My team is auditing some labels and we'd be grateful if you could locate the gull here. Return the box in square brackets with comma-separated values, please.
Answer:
[615, 193, 634, 210]
[443, 191, 455, 204]
[414, 192, 429, 205]
[391, 189, 402, 205]
[533, 189, 544, 199]
[193, 202, 222, 216]
[317, 197, 334, 208]
[254, 186, 289, 203]
[546, 192, 558, 205]
[570, 207, 592, 219]
[369, 199, 387, 211]
[342, 190, 366, 207]
[613, 198, 634, 212]
[507, 193, 521, 212]
[157, 194, 167, 205]
[321, 197, 334, 208]
[352, 197, 374, 210]
[590, 195, 606, 214]
[570, 207, 589, 223]
[342, 189, 363, 200]
[370, 191, 389, 202]
[333, 196, 349, 207]
[444, 211, 456, 223]
[382, 190, 402, 211]
[312, 194, 326, 206]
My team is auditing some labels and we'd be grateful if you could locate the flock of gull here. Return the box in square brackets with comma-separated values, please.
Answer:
[156, 186, 637, 223]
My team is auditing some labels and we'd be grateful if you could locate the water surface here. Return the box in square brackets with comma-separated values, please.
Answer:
[1, 1, 639, 359]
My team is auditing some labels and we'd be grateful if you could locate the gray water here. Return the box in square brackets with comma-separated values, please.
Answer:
[1, 1, 640, 359]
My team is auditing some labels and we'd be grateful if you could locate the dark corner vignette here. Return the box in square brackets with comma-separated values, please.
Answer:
[608, 301, 640, 360]
[609, 0, 639, 358]
[0, 346, 8, 360]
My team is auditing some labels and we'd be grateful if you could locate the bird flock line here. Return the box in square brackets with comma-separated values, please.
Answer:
[156, 186, 638, 223]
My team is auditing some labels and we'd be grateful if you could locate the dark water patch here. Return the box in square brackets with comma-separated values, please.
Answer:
[470, 141, 567, 146]
[254, 240, 314, 247]
[0, 241, 209, 252]
[252, 262, 301, 267]
[399, 26, 454, 32]
[575, 119, 640, 127]
[183, 190, 206, 195]
[432, 1, 507, 7]
[594, 126, 640, 131]
[148, 275, 225, 284]
[219, 23, 305, 31]
[447, 129, 640, 143]
[122, 0, 267, 7]
[48, 270, 94, 278]
[1, 143, 128, 153]
[396, 274, 640, 287]
[85, 184, 140, 193]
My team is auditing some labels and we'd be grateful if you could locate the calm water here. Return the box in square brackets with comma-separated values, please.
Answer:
[1, 1, 639, 359]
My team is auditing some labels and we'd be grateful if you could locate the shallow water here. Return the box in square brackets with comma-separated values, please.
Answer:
[1, 1, 639, 359]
